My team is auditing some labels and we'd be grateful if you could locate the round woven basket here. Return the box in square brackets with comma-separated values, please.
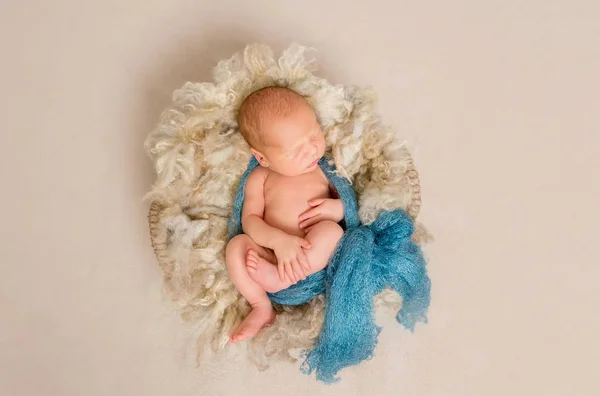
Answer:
[143, 43, 429, 365]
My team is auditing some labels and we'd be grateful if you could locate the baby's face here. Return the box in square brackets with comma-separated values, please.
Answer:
[253, 103, 326, 176]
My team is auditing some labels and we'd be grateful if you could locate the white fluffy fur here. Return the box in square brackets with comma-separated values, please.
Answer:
[144, 43, 426, 366]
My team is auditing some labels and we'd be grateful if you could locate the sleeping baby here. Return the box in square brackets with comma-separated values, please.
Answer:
[226, 87, 345, 343]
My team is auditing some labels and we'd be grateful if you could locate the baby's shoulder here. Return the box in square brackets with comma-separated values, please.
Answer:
[249, 165, 269, 179]
[246, 165, 269, 188]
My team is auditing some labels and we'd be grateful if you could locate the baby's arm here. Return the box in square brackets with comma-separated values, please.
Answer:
[241, 167, 286, 248]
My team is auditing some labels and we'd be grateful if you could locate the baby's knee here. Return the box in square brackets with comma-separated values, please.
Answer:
[225, 234, 251, 264]
[317, 220, 344, 240]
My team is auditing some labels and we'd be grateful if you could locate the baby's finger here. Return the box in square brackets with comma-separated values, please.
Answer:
[298, 207, 320, 222]
[300, 215, 321, 229]
[285, 262, 296, 283]
[299, 251, 311, 272]
[298, 206, 313, 218]
[292, 259, 305, 281]
[297, 259, 307, 279]
[298, 238, 312, 249]
[307, 198, 326, 207]
[278, 260, 285, 282]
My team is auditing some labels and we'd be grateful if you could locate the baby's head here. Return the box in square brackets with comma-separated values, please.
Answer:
[238, 86, 326, 176]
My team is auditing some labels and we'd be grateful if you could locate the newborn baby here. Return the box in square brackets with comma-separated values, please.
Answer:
[226, 87, 345, 343]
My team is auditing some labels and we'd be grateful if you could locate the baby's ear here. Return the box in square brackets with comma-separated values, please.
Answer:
[250, 148, 269, 168]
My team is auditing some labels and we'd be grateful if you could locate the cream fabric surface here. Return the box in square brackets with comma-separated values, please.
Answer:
[2, 1, 599, 395]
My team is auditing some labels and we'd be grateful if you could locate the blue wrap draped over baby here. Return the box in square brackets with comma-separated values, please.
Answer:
[228, 156, 431, 383]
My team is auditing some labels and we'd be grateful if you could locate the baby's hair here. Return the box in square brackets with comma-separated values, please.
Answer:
[237, 86, 307, 148]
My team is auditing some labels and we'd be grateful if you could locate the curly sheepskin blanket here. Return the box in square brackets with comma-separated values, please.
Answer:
[144, 43, 429, 374]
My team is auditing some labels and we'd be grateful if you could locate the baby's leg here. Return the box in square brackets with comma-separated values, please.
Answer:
[225, 234, 277, 343]
[303, 220, 344, 273]
[248, 221, 343, 293]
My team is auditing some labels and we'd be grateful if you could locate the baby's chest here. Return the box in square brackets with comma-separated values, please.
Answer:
[264, 173, 330, 205]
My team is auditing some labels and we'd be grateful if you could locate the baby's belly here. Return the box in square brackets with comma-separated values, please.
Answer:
[264, 183, 330, 237]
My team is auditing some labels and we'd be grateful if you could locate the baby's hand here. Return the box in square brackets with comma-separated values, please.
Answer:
[298, 198, 344, 230]
[272, 234, 312, 283]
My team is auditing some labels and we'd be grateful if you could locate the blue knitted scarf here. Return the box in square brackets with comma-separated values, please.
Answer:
[228, 157, 431, 383]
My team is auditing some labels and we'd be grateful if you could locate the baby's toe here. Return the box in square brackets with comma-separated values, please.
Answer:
[246, 258, 257, 268]
[246, 253, 259, 268]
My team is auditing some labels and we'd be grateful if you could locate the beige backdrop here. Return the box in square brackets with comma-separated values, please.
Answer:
[1, 1, 598, 395]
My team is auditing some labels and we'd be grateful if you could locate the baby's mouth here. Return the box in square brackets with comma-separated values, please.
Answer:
[308, 158, 319, 168]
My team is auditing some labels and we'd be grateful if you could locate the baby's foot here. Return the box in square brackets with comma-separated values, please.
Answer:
[246, 249, 291, 293]
[229, 305, 276, 343]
